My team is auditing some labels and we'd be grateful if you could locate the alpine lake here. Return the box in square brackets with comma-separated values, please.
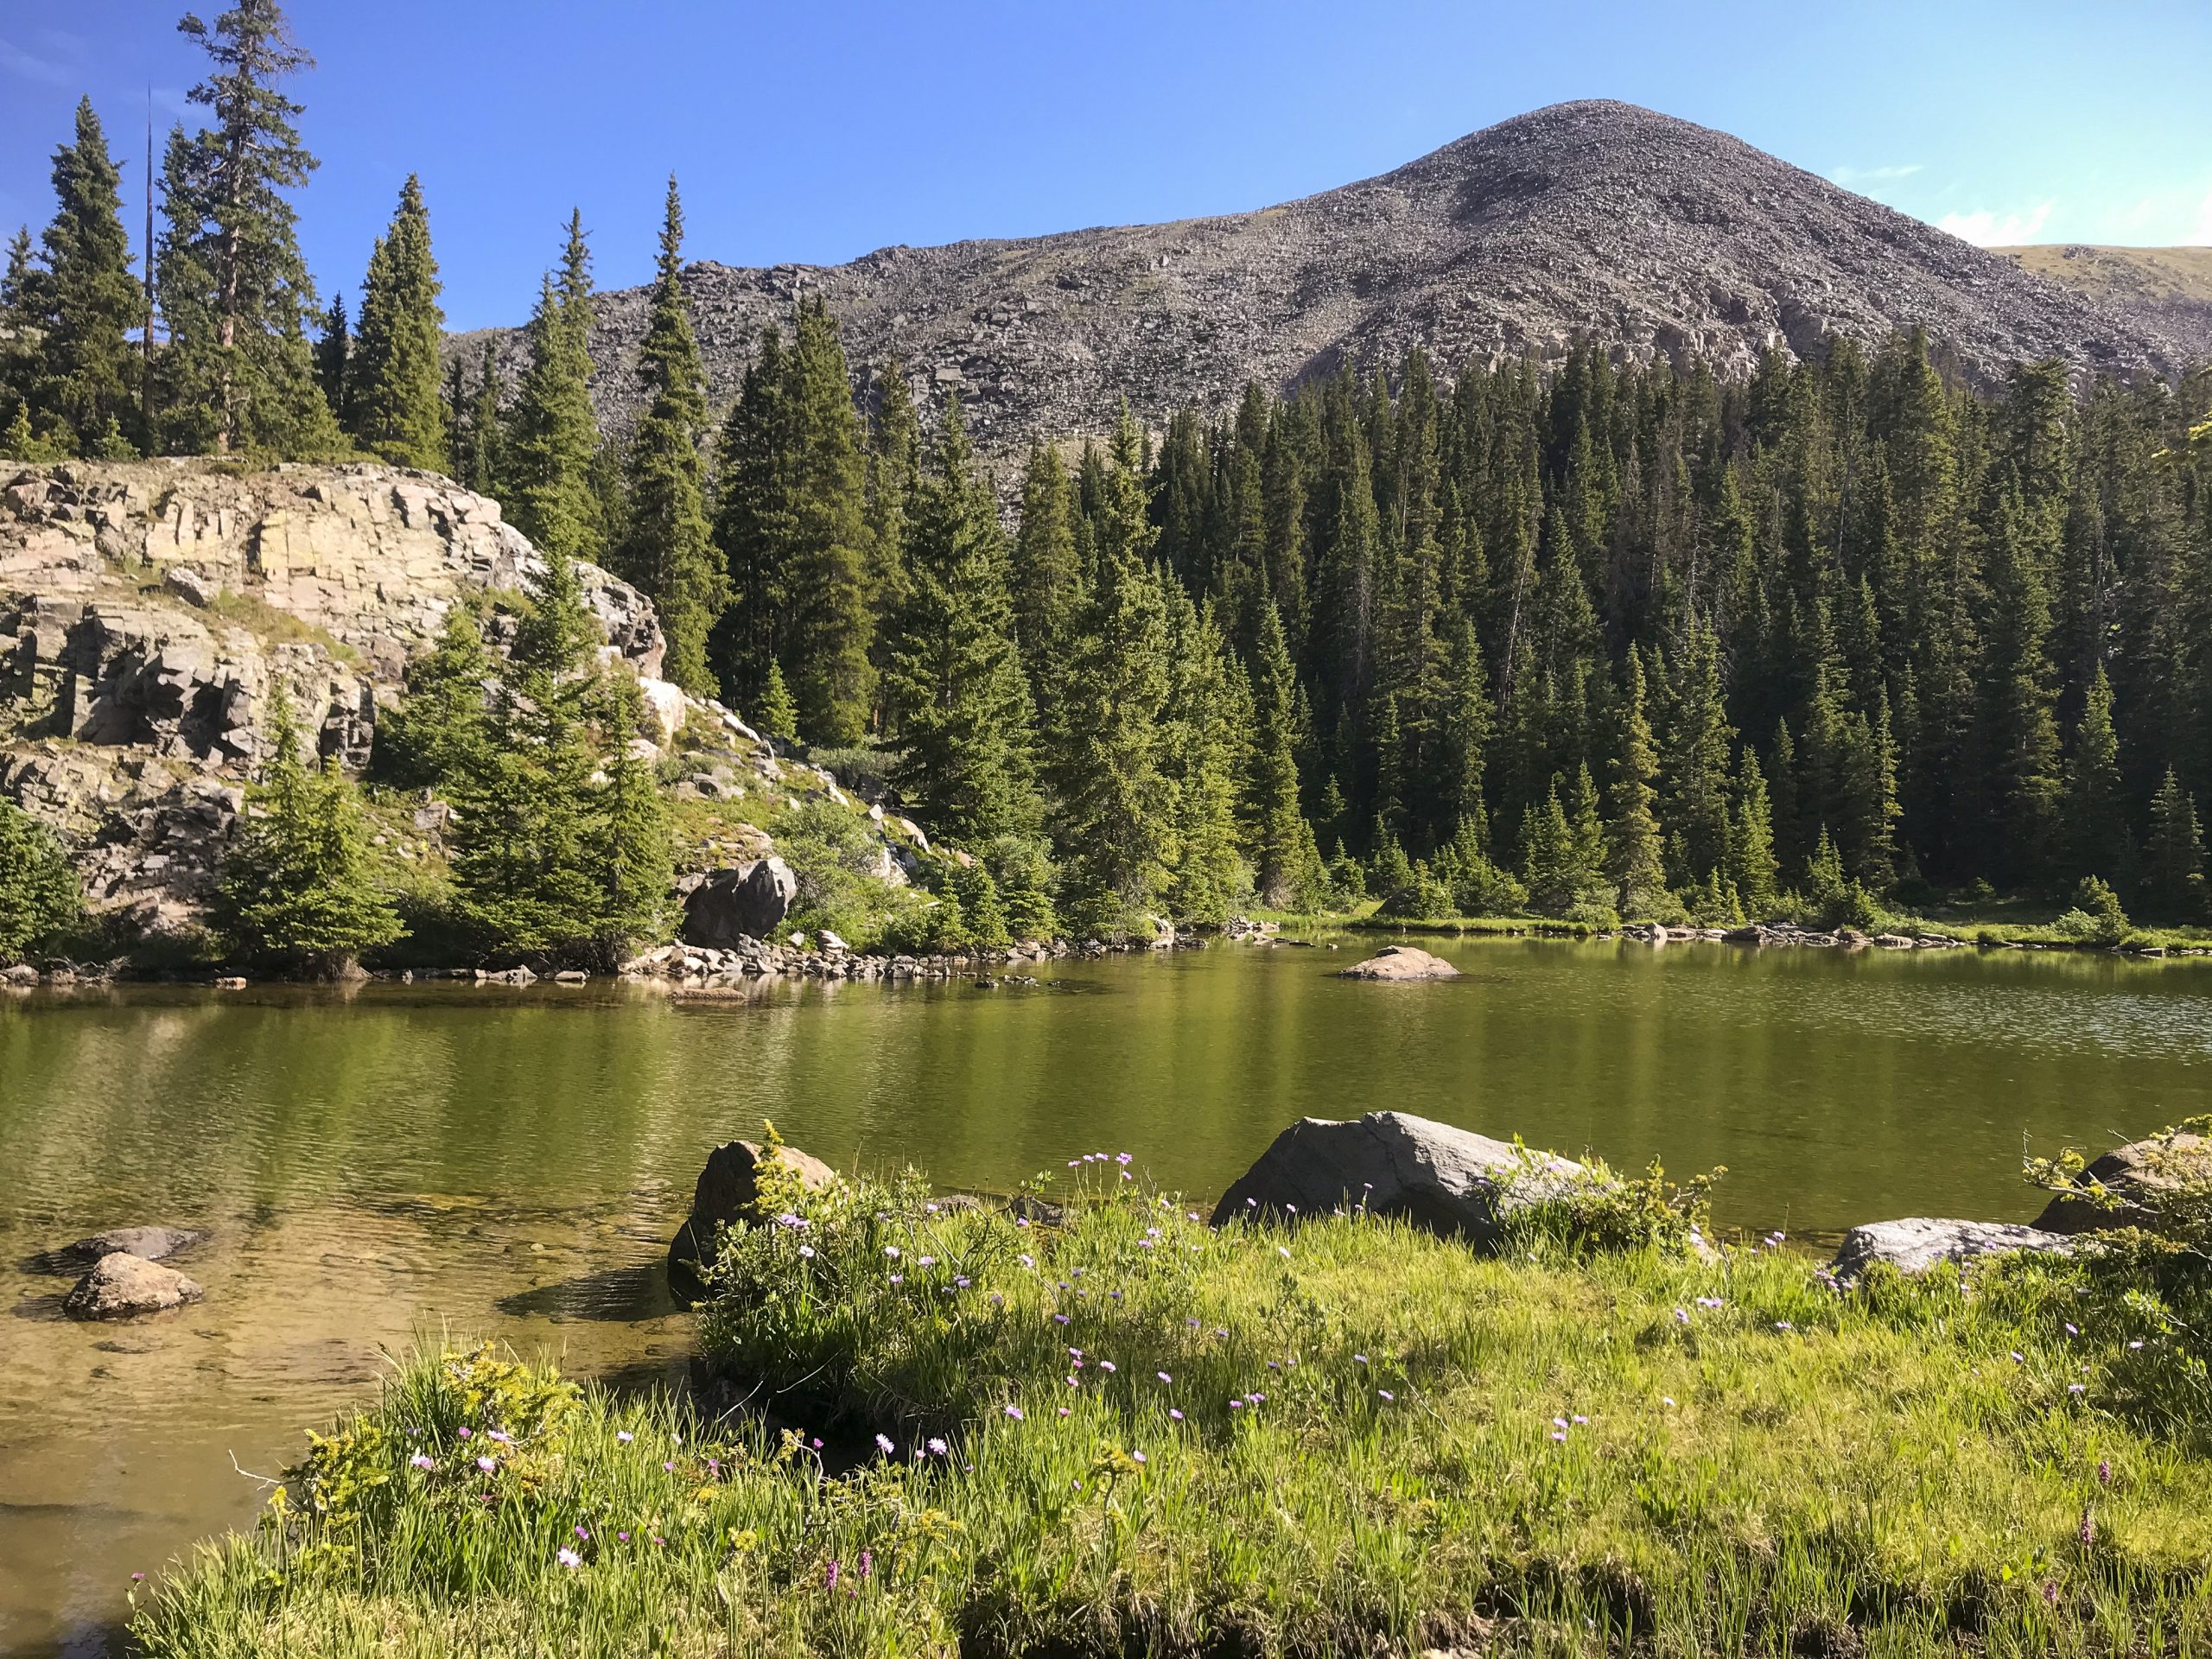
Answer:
[5, 931, 2212, 1657]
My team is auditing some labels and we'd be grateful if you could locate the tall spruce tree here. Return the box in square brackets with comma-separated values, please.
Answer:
[1608, 647, 1669, 917]
[711, 324, 796, 702]
[37, 99, 141, 454]
[346, 175, 446, 468]
[2064, 665, 2126, 884]
[156, 0, 335, 456]
[1247, 604, 1310, 907]
[1012, 437, 1080, 690]
[2141, 767, 2207, 923]
[880, 401, 1043, 841]
[312, 289, 346, 423]
[617, 177, 724, 696]
[1161, 588, 1251, 924]
[779, 295, 874, 742]
[506, 214, 601, 560]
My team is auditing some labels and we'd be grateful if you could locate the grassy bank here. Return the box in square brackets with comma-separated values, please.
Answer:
[133, 1166, 2211, 1657]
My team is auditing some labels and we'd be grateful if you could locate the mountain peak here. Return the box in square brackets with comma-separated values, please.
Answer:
[459, 103, 2202, 458]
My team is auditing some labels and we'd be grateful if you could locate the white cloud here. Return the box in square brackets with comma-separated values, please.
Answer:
[0, 35, 73, 84]
[1938, 201, 2056, 246]
[1831, 163, 1924, 187]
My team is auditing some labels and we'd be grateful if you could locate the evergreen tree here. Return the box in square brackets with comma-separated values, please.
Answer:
[864, 362, 920, 709]
[1727, 746, 1781, 916]
[346, 175, 446, 468]
[712, 324, 796, 701]
[1246, 604, 1309, 907]
[1607, 647, 1669, 917]
[2064, 665, 2126, 884]
[587, 672, 675, 952]
[36, 98, 141, 454]
[505, 213, 602, 563]
[312, 290, 346, 424]
[779, 295, 873, 743]
[1048, 525, 1176, 926]
[2141, 767, 2207, 923]
[880, 402, 1043, 841]
[616, 177, 724, 696]
[215, 679, 403, 975]
[0, 227, 45, 435]
[1012, 437, 1080, 689]
[1433, 614, 1491, 835]
[1660, 620, 1733, 883]
[1160, 588, 1251, 924]
[1975, 485, 2063, 886]
[753, 660, 798, 743]
[455, 340, 503, 494]
[0, 798, 81, 961]
[156, 0, 336, 456]
[372, 601, 492, 788]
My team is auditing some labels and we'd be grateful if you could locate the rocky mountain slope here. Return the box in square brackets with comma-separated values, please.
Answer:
[459, 100, 2203, 458]
[1995, 245, 2212, 363]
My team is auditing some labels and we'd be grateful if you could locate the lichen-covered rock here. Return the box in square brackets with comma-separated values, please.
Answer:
[1338, 945, 1459, 981]
[43, 1224, 207, 1269]
[668, 1139, 842, 1304]
[62, 1251, 206, 1319]
[1210, 1111, 1584, 1244]
[1829, 1217, 2075, 1278]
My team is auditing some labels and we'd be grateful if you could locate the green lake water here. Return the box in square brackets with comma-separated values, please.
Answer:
[5, 934, 2212, 1656]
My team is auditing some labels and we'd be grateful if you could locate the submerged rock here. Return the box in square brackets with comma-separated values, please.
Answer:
[63, 1251, 206, 1319]
[39, 1224, 207, 1271]
[1337, 945, 1460, 981]
[2031, 1132, 2210, 1237]
[1210, 1110, 1585, 1245]
[1828, 1217, 2075, 1278]
[668, 1137, 842, 1305]
[681, 859, 798, 948]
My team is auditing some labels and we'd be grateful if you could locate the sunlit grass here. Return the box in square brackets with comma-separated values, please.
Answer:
[132, 1176, 2212, 1657]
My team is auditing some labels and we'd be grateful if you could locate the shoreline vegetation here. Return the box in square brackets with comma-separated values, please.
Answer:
[128, 1126, 2212, 1658]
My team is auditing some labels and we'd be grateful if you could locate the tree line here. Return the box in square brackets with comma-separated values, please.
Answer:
[6, 0, 2212, 944]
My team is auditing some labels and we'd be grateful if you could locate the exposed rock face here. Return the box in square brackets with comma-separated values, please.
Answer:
[458, 101, 2197, 466]
[2, 460, 664, 940]
[62, 1250, 206, 1318]
[681, 858, 799, 948]
[1210, 1110, 1585, 1244]
[39, 1224, 206, 1270]
[1829, 1217, 2075, 1278]
[668, 1138, 842, 1304]
[1338, 944, 1460, 981]
[2031, 1133, 2210, 1236]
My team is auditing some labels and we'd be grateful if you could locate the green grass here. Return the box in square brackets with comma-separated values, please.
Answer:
[130, 1164, 2212, 1657]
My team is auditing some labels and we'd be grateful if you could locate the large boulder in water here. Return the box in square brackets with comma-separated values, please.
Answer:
[1829, 1217, 2075, 1278]
[681, 859, 799, 947]
[2031, 1132, 2210, 1237]
[1210, 1111, 1584, 1245]
[668, 1138, 842, 1305]
[63, 1251, 205, 1319]
[1337, 945, 1459, 981]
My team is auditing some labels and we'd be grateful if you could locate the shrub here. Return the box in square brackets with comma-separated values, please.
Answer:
[0, 798, 82, 962]
[2051, 876, 2129, 944]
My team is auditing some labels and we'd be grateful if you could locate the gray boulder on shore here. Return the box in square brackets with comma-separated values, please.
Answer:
[1337, 945, 1460, 982]
[1828, 1217, 2075, 1278]
[1209, 1110, 1584, 1245]
[667, 1137, 842, 1305]
[681, 859, 799, 949]
[63, 1251, 205, 1319]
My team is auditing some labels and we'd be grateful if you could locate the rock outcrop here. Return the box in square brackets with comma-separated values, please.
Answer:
[668, 1138, 842, 1305]
[1338, 944, 1460, 981]
[2, 460, 664, 941]
[681, 859, 799, 948]
[1210, 1111, 1585, 1244]
[62, 1250, 206, 1318]
[457, 101, 2201, 467]
[2031, 1132, 2210, 1237]
[1828, 1217, 2075, 1278]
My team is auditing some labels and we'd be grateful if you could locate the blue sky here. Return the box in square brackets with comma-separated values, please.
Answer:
[3, 0, 2208, 331]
